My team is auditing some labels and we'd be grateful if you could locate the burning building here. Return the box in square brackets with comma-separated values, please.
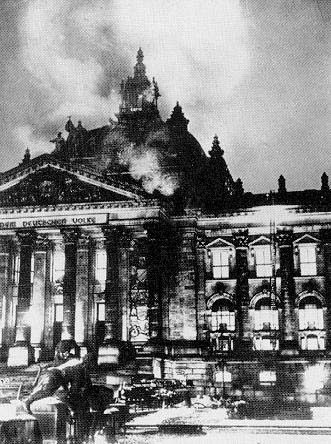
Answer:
[0, 49, 330, 403]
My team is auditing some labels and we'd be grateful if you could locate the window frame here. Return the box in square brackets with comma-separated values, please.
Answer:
[298, 244, 317, 276]
[254, 245, 272, 278]
[211, 248, 230, 279]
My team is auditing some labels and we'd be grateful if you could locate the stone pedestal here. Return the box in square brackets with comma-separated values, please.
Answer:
[98, 342, 121, 366]
[31, 397, 68, 444]
[7, 344, 33, 367]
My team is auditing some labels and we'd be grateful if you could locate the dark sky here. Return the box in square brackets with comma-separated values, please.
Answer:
[0, 0, 329, 193]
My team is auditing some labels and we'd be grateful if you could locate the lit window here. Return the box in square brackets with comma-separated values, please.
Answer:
[30, 254, 35, 285]
[53, 250, 65, 282]
[210, 299, 235, 331]
[299, 297, 323, 330]
[54, 304, 63, 322]
[95, 250, 107, 291]
[13, 255, 20, 284]
[259, 370, 276, 385]
[254, 299, 279, 331]
[96, 302, 105, 321]
[215, 370, 232, 383]
[299, 245, 317, 276]
[254, 246, 272, 277]
[211, 249, 230, 278]
[301, 334, 324, 350]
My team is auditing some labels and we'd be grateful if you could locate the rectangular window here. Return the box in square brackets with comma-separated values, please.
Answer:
[212, 249, 230, 278]
[13, 255, 20, 285]
[54, 304, 63, 322]
[30, 254, 35, 285]
[53, 250, 65, 282]
[299, 245, 317, 276]
[95, 250, 107, 292]
[259, 370, 276, 385]
[255, 247, 272, 277]
[96, 302, 105, 321]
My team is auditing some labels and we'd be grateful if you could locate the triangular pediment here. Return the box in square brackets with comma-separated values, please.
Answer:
[293, 234, 319, 245]
[207, 238, 234, 249]
[0, 155, 145, 207]
[249, 236, 271, 246]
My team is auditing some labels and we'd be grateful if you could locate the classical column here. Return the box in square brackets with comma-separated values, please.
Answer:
[98, 227, 123, 365]
[8, 230, 36, 366]
[321, 229, 331, 351]
[232, 230, 250, 351]
[60, 228, 79, 342]
[0, 238, 11, 353]
[75, 233, 90, 355]
[196, 232, 206, 341]
[30, 235, 50, 362]
[277, 230, 298, 353]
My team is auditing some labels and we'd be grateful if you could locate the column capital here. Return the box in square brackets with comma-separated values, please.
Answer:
[61, 227, 80, 245]
[16, 230, 37, 247]
[196, 231, 206, 249]
[102, 226, 124, 245]
[77, 233, 91, 249]
[277, 230, 294, 247]
[232, 229, 249, 248]
[35, 234, 51, 251]
[144, 221, 161, 240]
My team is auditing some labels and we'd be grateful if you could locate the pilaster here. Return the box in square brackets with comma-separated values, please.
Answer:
[145, 223, 163, 340]
[277, 229, 298, 354]
[232, 229, 251, 351]
[0, 238, 11, 355]
[196, 232, 206, 340]
[321, 229, 331, 351]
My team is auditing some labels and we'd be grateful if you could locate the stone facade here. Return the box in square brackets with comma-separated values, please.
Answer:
[0, 50, 330, 403]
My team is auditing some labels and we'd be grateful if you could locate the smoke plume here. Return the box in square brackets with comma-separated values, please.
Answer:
[0, 0, 328, 192]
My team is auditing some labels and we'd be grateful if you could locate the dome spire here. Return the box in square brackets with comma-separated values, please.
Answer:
[137, 47, 144, 64]
[209, 135, 224, 157]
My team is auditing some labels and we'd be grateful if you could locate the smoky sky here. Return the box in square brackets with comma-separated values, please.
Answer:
[0, 0, 329, 193]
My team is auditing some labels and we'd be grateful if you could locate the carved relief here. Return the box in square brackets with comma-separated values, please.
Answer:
[128, 239, 149, 342]
[0, 168, 127, 207]
[232, 229, 249, 248]
[277, 230, 294, 247]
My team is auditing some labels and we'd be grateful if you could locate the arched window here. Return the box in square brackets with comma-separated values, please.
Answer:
[254, 297, 279, 331]
[299, 296, 323, 330]
[210, 299, 235, 331]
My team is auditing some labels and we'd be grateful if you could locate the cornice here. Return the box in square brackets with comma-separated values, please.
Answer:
[0, 199, 163, 215]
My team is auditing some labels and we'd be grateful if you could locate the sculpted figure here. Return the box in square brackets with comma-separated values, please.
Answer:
[50, 132, 66, 153]
[25, 340, 114, 417]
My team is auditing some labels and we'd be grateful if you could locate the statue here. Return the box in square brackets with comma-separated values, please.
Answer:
[50, 132, 66, 153]
[24, 340, 114, 440]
